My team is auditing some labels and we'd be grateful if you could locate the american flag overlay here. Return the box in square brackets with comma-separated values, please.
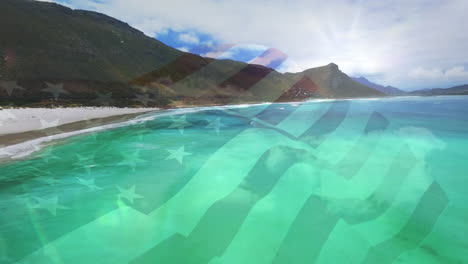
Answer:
[0, 46, 459, 264]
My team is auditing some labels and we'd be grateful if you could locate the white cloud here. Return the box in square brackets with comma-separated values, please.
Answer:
[201, 40, 214, 47]
[178, 33, 199, 45]
[177, 47, 190, 52]
[277, 59, 303, 73]
[201, 50, 229, 59]
[201, 44, 268, 60]
[45, 0, 468, 90]
[445, 66, 468, 79]
[409, 67, 445, 80]
[409, 66, 468, 82]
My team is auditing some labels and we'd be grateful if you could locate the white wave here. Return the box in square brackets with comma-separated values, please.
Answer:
[0, 118, 148, 160]
[0, 102, 277, 160]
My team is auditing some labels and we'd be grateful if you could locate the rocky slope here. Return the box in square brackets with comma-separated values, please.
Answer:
[0, 0, 181, 82]
[409, 84, 468, 96]
[0, 0, 384, 107]
[352, 76, 406, 95]
[132, 58, 384, 105]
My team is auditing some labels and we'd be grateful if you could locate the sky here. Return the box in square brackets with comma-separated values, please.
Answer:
[39, 0, 468, 90]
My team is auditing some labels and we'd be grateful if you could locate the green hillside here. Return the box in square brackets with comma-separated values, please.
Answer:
[0, 0, 384, 107]
[0, 0, 181, 81]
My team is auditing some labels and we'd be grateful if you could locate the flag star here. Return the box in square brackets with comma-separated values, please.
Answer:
[133, 93, 155, 106]
[30, 196, 69, 216]
[0, 145, 11, 157]
[135, 129, 147, 141]
[39, 118, 60, 129]
[205, 117, 226, 135]
[168, 115, 192, 134]
[36, 176, 60, 185]
[39, 148, 60, 163]
[31, 167, 48, 174]
[132, 85, 149, 93]
[119, 151, 145, 171]
[41, 82, 68, 100]
[84, 119, 103, 140]
[74, 154, 96, 172]
[74, 153, 95, 163]
[148, 88, 161, 98]
[0, 110, 17, 126]
[165, 146, 192, 164]
[76, 177, 102, 191]
[0, 110, 16, 119]
[93, 92, 113, 106]
[0, 255, 13, 263]
[0, 150, 10, 157]
[0, 81, 24, 96]
[117, 185, 143, 204]
[156, 76, 173, 85]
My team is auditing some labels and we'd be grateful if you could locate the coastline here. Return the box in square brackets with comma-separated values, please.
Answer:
[1, 95, 465, 162]
[0, 101, 280, 161]
[0, 107, 159, 136]
[0, 108, 158, 160]
[0, 111, 156, 146]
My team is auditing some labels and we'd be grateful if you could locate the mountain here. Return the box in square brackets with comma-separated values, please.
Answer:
[352, 76, 406, 95]
[131, 56, 384, 105]
[292, 64, 384, 98]
[0, 0, 384, 107]
[409, 84, 468, 96]
[0, 0, 181, 82]
[353, 76, 468, 97]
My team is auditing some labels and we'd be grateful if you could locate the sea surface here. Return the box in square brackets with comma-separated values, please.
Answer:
[0, 96, 467, 264]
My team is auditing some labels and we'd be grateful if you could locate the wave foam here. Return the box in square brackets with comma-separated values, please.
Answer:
[0, 102, 277, 160]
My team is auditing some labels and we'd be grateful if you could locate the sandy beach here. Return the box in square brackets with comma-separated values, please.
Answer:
[0, 107, 157, 147]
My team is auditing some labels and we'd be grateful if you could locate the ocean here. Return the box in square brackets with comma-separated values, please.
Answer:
[1, 96, 467, 264]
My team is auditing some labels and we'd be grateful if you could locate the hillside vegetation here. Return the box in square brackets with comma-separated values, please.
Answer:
[0, 0, 384, 107]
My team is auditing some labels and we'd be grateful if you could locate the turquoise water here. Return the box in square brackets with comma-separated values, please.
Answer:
[0, 96, 468, 264]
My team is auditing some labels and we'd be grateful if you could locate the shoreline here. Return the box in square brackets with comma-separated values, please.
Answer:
[0, 111, 156, 146]
[1, 95, 465, 162]
[0, 102, 279, 162]
[0, 101, 273, 147]
[0, 107, 158, 136]
[0, 108, 159, 160]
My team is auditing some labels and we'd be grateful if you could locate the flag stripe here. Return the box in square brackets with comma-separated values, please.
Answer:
[272, 144, 417, 263]
[361, 182, 449, 264]
[299, 101, 351, 147]
[130, 146, 309, 264]
[337, 111, 390, 179]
